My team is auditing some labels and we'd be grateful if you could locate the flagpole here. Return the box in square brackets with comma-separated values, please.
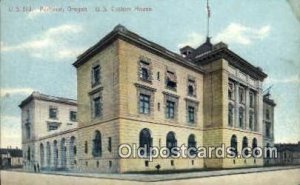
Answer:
[206, 0, 210, 39]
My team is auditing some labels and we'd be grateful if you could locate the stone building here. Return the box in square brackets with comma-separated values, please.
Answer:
[263, 93, 276, 165]
[21, 25, 275, 173]
[19, 92, 78, 171]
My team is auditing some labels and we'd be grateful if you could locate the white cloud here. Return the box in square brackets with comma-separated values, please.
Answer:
[177, 32, 206, 48]
[27, 8, 43, 19]
[1, 24, 85, 60]
[0, 87, 34, 97]
[266, 75, 300, 84]
[177, 23, 270, 49]
[213, 23, 271, 45]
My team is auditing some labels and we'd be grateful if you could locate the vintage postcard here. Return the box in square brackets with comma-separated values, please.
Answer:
[0, 0, 299, 185]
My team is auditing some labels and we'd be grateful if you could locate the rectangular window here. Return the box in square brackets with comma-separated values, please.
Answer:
[48, 122, 59, 131]
[239, 87, 245, 104]
[84, 141, 88, 154]
[239, 108, 244, 128]
[69, 111, 77, 122]
[49, 107, 57, 119]
[188, 79, 196, 97]
[266, 109, 270, 120]
[166, 71, 177, 90]
[266, 123, 271, 137]
[139, 61, 151, 81]
[188, 106, 195, 123]
[166, 100, 175, 119]
[108, 137, 112, 152]
[93, 97, 102, 118]
[139, 94, 150, 114]
[25, 123, 31, 139]
[228, 82, 234, 100]
[26, 109, 30, 121]
[249, 92, 255, 108]
[92, 65, 101, 86]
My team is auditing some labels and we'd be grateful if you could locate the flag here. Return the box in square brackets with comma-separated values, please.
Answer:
[207, 0, 211, 18]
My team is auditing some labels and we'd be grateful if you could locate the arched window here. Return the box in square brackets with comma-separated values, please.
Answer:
[60, 138, 67, 168]
[53, 140, 58, 168]
[70, 136, 76, 166]
[239, 107, 244, 128]
[93, 130, 102, 157]
[166, 132, 177, 156]
[188, 134, 197, 155]
[40, 143, 44, 167]
[228, 104, 234, 126]
[252, 138, 258, 156]
[242, 137, 249, 156]
[266, 143, 270, 158]
[139, 128, 152, 156]
[46, 142, 51, 167]
[230, 135, 238, 157]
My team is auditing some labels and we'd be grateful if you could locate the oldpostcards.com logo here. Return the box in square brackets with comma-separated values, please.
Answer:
[118, 144, 277, 162]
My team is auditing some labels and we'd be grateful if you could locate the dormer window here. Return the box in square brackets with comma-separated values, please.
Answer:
[166, 70, 177, 90]
[187, 78, 196, 97]
[139, 61, 151, 82]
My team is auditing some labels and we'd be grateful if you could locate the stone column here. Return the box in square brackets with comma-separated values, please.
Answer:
[66, 137, 71, 169]
[53, 142, 58, 169]
[234, 82, 239, 128]
[245, 87, 249, 130]
[256, 82, 263, 133]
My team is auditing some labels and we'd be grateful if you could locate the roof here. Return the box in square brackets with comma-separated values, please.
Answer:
[73, 24, 205, 74]
[0, 148, 23, 157]
[73, 24, 267, 81]
[19, 91, 77, 108]
[263, 94, 276, 106]
[275, 143, 300, 152]
[192, 42, 267, 81]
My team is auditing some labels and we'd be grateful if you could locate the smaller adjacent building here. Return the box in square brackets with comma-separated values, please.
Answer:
[263, 92, 276, 165]
[274, 142, 300, 165]
[19, 91, 78, 171]
[0, 148, 23, 169]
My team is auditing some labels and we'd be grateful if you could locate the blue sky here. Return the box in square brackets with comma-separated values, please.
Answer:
[1, 0, 299, 148]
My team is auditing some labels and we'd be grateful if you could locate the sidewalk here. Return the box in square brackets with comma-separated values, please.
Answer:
[13, 165, 300, 182]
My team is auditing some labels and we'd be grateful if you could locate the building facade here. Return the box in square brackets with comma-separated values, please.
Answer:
[21, 25, 275, 173]
[263, 93, 276, 165]
[20, 92, 78, 171]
